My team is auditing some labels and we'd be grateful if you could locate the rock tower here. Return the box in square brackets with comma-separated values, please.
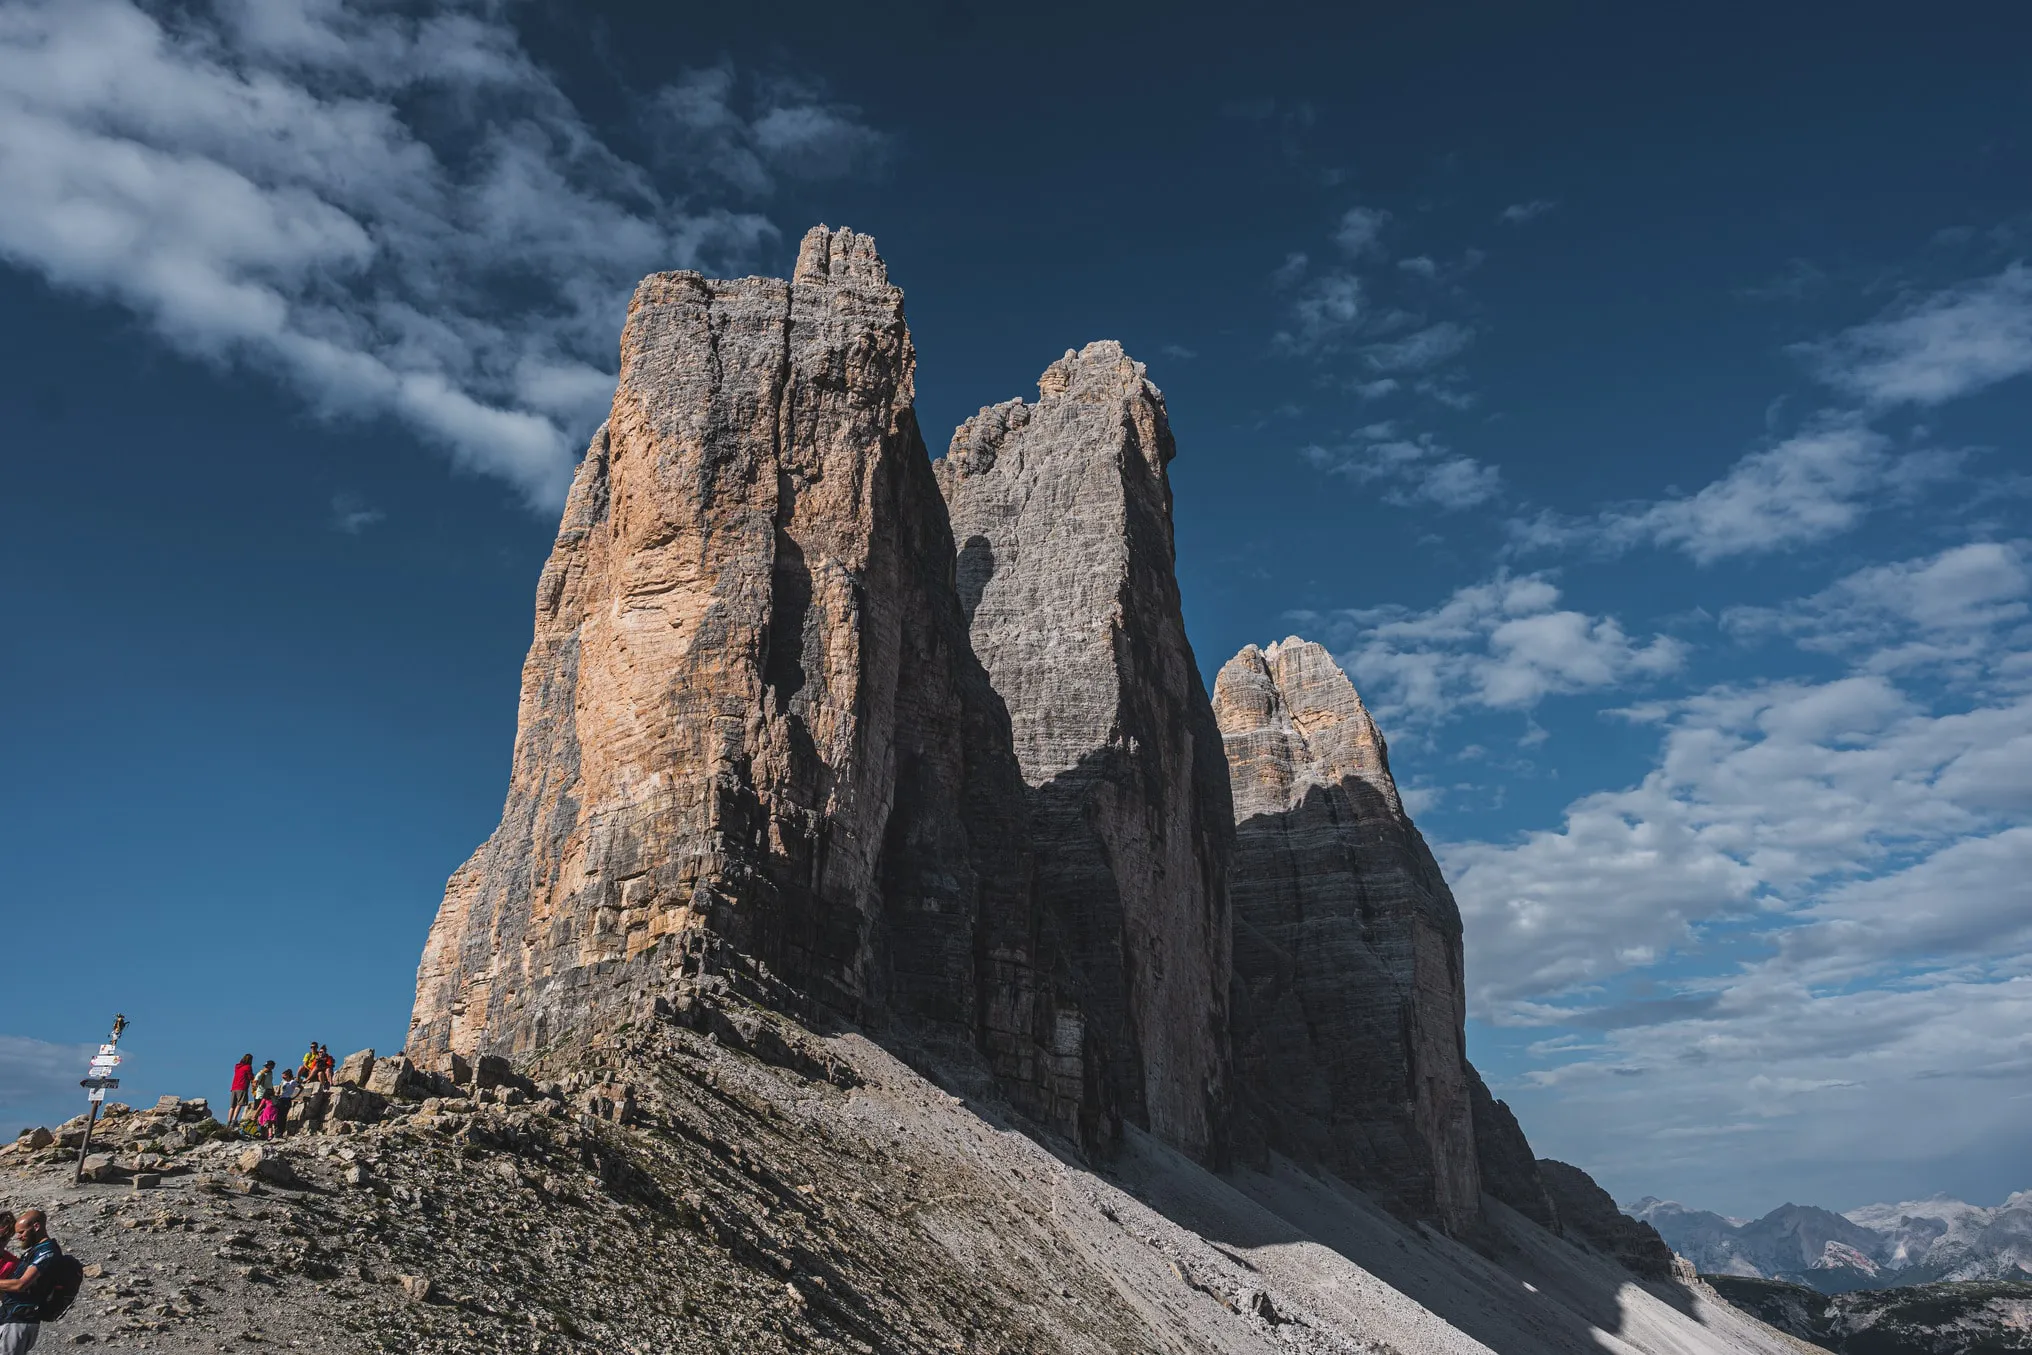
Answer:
[409, 228, 1043, 1086]
[935, 343, 1235, 1164]
[1212, 639, 1480, 1232]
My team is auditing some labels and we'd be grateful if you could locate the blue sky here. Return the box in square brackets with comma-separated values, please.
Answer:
[1, 0, 2028, 1220]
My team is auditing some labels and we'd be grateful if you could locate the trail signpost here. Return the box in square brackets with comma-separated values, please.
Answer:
[73, 1014, 128, 1183]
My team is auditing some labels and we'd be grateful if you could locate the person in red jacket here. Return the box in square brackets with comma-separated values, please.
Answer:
[226, 1054, 254, 1129]
[0, 1209, 14, 1281]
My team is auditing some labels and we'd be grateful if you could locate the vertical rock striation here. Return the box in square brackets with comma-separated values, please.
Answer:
[934, 342, 1234, 1165]
[1212, 638, 1481, 1233]
[409, 228, 1043, 1091]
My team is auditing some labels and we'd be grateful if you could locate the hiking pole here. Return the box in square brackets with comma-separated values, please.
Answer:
[74, 1014, 127, 1185]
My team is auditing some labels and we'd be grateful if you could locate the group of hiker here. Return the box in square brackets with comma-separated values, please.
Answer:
[224, 1042, 338, 1140]
[0, 1207, 78, 1354]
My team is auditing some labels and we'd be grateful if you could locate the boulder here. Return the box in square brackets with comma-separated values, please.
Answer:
[78, 1153, 119, 1183]
[473, 1054, 516, 1091]
[336, 1049, 376, 1088]
[19, 1127, 53, 1150]
[328, 1084, 385, 1124]
[233, 1146, 306, 1189]
[365, 1055, 431, 1102]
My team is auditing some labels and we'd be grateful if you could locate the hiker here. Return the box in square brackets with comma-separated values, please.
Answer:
[226, 1054, 254, 1128]
[271, 1068, 300, 1139]
[0, 1208, 62, 1353]
[299, 1044, 317, 1081]
[299, 1080, 331, 1136]
[313, 1044, 335, 1086]
[0, 1210, 13, 1281]
[244, 1059, 277, 1138]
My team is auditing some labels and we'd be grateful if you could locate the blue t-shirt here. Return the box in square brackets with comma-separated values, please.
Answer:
[0, 1238, 61, 1322]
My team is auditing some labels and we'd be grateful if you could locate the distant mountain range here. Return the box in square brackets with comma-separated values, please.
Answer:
[1627, 1191, 2032, 1293]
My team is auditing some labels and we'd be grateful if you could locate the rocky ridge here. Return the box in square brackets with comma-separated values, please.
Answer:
[1632, 1193, 2032, 1293]
[1703, 1274, 2032, 1355]
[935, 341, 1234, 1165]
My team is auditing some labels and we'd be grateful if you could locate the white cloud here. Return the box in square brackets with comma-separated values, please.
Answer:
[1726, 540, 2031, 678]
[1332, 205, 1391, 258]
[1499, 199, 1556, 225]
[1515, 422, 1957, 563]
[1275, 269, 1366, 353]
[1361, 320, 1475, 374]
[1302, 430, 1502, 510]
[330, 490, 384, 534]
[0, 1034, 94, 1132]
[1310, 573, 1686, 725]
[1804, 263, 2032, 407]
[1451, 550, 2032, 1204]
[0, 0, 881, 505]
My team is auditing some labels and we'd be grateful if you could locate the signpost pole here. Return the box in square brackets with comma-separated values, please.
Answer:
[70, 1100, 102, 1185]
[72, 1014, 126, 1186]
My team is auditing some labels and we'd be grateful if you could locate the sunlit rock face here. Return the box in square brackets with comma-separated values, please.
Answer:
[408, 228, 1047, 1105]
[935, 342, 1235, 1165]
[1213, 638, 1481, 1233]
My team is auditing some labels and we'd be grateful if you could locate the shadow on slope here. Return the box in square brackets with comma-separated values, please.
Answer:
[1096, 1125, 1732, 1355]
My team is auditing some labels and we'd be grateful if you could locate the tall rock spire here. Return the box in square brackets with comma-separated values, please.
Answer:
[408, 227, 1041, 1080]
[1212, 638, 1481, 1232]
[935, 341, 1234, 1165]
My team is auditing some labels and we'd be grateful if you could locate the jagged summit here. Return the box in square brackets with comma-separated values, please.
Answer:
[791, 223, 889, 287]
[410, 227, 1648, 1250]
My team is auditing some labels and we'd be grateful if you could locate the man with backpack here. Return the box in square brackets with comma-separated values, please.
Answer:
[0, 1208, 77, 1352]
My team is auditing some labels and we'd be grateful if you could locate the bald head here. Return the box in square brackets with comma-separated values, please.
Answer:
[13, 1210, 44, 1245]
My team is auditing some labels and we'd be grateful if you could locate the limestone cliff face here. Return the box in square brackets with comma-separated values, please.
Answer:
[409, 228, 1044, 1089]
[1538, 1160, 1677, 1280]
[1470, 1064, 1560, 1232]
[934, 342, 1234, 1166]
[1212, 639, 1480, 1233]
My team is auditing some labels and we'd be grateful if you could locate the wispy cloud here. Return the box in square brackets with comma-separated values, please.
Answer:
[329, 491, 385, 534]
[1333, 205, 1391, 258]
[1514, 421, 1957, 564]
[1302, 427, 1501, 509]
[1499, 199, 1557, 225]
[0, 0, 884, 506]
[1803, 263, 2032, 407]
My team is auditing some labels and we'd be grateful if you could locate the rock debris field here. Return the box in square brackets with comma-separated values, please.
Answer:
[6, 993, 1819, 1355]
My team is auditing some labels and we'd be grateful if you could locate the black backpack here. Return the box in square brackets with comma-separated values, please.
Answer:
[35, 1255, 83, 1322]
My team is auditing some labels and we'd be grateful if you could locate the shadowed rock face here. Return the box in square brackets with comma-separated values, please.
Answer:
[1471, 1064, 1560, 1232]
[408, 228, 1046, 1095]
[1212, 638, 1481, 1233]
[1539, 1159, 1676, 1280]
[934, 342, 1235, 1166]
